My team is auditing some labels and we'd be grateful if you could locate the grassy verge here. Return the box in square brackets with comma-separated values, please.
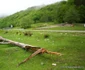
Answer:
[11, 23, 85, 30]
[42, 26, 85, 30]
[36, 23, 85, 30]
[0, 30, 85, 70]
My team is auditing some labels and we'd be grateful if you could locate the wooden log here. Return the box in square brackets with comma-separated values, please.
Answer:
[18, 48, 43, 66]
[0, 36, 62, 66]
[0, 36, 40, 50]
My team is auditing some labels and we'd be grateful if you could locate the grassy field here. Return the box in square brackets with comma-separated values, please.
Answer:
[0, 29, 85, 70]
[41, 25, 85, 30]
[13, 23, 85, 30]
[36, 23, 85, 30]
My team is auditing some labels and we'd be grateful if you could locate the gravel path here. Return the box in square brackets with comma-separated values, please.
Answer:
[27, 30, 85, 33]
[2, 29, 85, 33]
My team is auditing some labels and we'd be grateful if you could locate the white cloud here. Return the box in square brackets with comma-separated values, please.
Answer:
[0, 0, 62, 15]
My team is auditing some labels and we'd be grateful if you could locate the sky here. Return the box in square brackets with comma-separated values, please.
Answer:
[0, 0, 62, 16]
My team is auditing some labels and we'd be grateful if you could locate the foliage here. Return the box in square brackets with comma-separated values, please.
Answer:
[78, 5, 85, 23]
[74, 0, 85, 6]
[0, 0, 85, 28]
[64, 6, 80, 23]
[55, 1, 67, 23]
[67, 0, 74, 5]
[19, 16, 34, 29]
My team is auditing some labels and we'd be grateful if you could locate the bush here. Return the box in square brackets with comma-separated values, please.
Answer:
[24, 31, 33, 36]
[44, 34, 49, 38]
[20, 17, 34, 29]
[64, 6, 80, 23]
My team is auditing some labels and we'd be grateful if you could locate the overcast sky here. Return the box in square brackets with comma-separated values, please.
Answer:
[0, 0, 62, 16]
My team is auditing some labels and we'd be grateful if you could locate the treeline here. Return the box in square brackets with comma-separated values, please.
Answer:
[0, 0, 85, 28]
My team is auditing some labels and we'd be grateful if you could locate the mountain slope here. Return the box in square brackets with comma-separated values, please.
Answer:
[0, 0, 85, 29]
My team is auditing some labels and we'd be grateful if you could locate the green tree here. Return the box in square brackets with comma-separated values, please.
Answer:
[55, 1, 67, 23]
[74, 0, 85, 7]
[20, 17, 34, 29]
[64, 6, 80, 23]
[78, 5, 85, 23]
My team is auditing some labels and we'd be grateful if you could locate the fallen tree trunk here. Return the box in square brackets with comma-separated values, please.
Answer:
[0, 36, 61, 66]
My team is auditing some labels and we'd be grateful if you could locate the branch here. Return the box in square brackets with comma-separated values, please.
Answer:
[18, 48, 43, 66]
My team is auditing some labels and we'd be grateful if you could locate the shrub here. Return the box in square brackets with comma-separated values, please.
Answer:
[44, 34, 49, 38]
[64, 6, 80, 23]
[24, 31, 33, 36]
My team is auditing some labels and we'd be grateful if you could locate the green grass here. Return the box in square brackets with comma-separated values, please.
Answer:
[12, 23, 85, 30]
[37, 24, 85, 30]
[0, 30, 85, 70]
[31, 22, 54, 28]
[43, 26, 85, 30]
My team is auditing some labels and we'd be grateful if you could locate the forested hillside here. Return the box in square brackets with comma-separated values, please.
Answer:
[0, 0, 85, 28]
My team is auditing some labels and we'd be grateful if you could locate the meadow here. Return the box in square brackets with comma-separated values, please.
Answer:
[34, 23, 85, 30]
[0, 29, 85, 70]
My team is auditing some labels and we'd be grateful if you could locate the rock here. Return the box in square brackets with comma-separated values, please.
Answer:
[41, 62, 44, 65]
[52, 63, 57, 66]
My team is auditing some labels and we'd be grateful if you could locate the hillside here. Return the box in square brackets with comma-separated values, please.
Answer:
[0, 2, 59, 28]
[0, 0, 85, 29]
